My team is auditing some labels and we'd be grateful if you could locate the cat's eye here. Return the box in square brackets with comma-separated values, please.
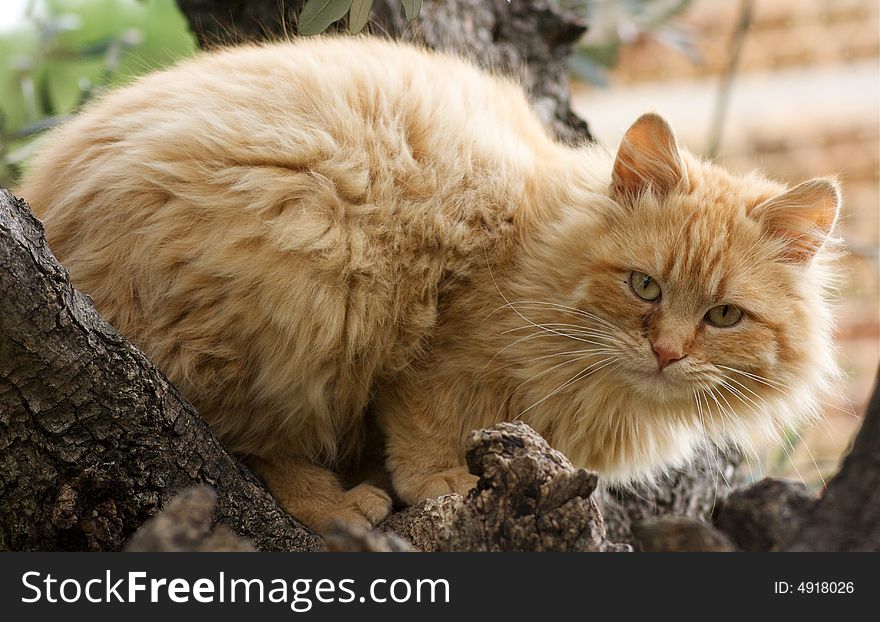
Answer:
[705, 304, 742, 327]
[629, 272, 661, 302]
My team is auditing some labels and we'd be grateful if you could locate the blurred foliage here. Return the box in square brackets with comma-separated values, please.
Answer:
[298, 0, 422, 36]
[0, 0, 699, 187]
[562, 0, 699, 86]
[0, 0, 196, 187]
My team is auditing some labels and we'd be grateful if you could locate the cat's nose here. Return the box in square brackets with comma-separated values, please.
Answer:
[652, 343, 686, 370]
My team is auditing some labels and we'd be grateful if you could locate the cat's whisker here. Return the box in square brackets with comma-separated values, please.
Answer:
[483, 255, 569, 349]
[504, 300, 622, 332]
[501, 322, 620, 342]
[780, 429, 810, 490]
[700, 385, 728, 439]
[538, 326, 627, 344]
[693, 389, 722, 505]
[498, 307, 605, 348]
[488, 299, 620, 334]
[720, 364, 860, 420]
[718, 365, 790, 391]
[721, 366, 802, 410]
[717, 379, 771, 436]
[721, 375, 791, 425]
[481, 300, 531, 325]
[705, 385, 743, 491]
[481, 336, 566, 382]
[482, 348, 621, 383]
[477, 330, 556, 378]
[514, 356, 619, 421]
[480, 318, 622, 382]
[500, 323, 622, 347]
[755, 413, 810, 490]
[496, 347, 620, 371]
[495, 353, 610, 420]
[811, 414, 842, 444]
[719, 376, 766, 412]
[719, 366, 826, 413]
[716, 378, 826, 487]
[795, 428, 828, 490]
[709, 383, 748, 435]
[698, 386, 740, 488]
[722, 378, 827, 487]
[527, 327, 619, 348]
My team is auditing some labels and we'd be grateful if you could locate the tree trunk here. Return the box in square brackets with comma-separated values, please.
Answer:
[783, 370, 880, 551]
[0, 190, 322, 552]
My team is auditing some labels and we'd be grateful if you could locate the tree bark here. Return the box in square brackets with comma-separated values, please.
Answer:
[124, 486, 256, 552]
[632, 516, 736, 552]
[435, 423, 628, 552]
[783, 371, 880, 551]
[0, 190, 322, 552]
[712, 478, 815, 552]
[600, 450, 745, 546]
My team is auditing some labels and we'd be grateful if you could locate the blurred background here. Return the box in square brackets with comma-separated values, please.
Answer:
[0, 0, 195, 183]
[0, 0, 877, 488]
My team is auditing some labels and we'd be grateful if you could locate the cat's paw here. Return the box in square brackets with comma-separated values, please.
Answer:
[397, 467, 478, 504]
[322, 483, 393, 532]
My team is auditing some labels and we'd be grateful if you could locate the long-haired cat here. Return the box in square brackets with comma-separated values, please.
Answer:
[18, 36, 841, 532]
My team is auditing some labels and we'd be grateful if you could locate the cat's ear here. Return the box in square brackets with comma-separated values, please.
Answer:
[752, 178, 841, 263]
[610, 113, 688, 202]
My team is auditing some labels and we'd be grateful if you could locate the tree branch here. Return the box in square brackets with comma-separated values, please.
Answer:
[784, 370, 880, 551]
[0, 190, 322, 551]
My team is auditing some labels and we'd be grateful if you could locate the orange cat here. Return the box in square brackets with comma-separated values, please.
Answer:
[19, 37, 841, 532]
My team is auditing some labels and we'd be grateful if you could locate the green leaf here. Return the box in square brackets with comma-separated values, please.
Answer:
[349, 0, 373, 34]
[577, 41, 621, 69]
[401, 0, 422, 22]
[36, 73, 56, 118]
[298, 0, 354, 36]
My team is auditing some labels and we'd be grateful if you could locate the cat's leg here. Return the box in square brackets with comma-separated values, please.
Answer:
[377, 387, 480, 505]
[394, 462, 479, 505]
[250, 455, 392, 532]
[386, 432, 479, 504]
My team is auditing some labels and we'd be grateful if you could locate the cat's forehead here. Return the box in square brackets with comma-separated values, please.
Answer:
[619, 188, 782, 303]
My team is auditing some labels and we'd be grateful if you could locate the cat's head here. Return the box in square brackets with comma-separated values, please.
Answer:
[512, 113, 841, 474]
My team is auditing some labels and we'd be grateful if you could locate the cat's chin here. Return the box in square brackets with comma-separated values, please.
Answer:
[617, 366, 698, 404]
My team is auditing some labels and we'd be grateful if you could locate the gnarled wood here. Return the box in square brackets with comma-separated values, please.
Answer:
[444, 422, 609, 551]
[0, 190, 322, 552]
[784, 371, 880, 551]
[713, 478, 815, 551]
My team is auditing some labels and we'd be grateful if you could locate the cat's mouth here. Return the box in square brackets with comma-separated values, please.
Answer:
[616, 358, 704, 402]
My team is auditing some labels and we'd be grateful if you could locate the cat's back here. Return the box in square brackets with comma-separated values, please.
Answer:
[23, 37, 543, 217]
[23, 37, 548, 272]
[18, 37, 554, 457]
